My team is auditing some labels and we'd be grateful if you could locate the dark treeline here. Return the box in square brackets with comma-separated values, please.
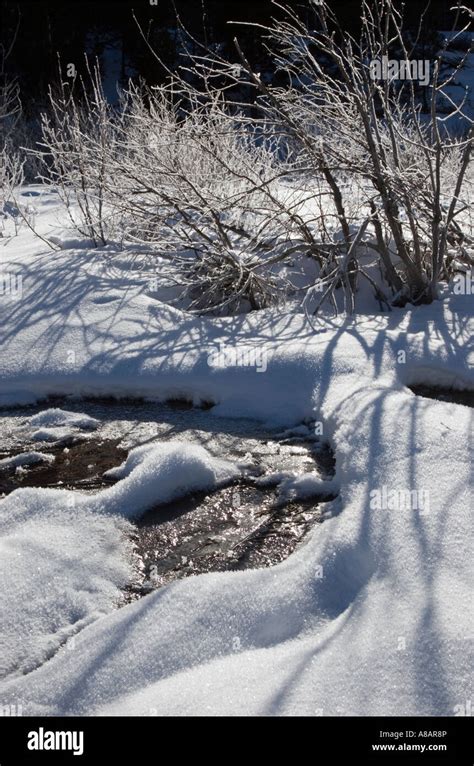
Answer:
[0, 0, 461, 113]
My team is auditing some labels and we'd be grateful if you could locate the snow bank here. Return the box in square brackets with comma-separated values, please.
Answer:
[0, 439, 240, 679]
[0, 488, 134, 680]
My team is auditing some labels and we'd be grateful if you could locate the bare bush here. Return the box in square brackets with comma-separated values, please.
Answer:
[106, 83, 306, 311]
[221, 0, 474, 310]
[33, 62, 120, 246]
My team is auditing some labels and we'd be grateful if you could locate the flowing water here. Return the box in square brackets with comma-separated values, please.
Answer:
[0, 397, 337, 598]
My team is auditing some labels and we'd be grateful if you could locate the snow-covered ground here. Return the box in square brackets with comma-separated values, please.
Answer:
[0, 188, 472, 715]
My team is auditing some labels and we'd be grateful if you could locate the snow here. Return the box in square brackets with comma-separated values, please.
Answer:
[0, 186, 472, 716]
[23, 408, 100, 444]
[31, 427, 87, 443]
[0, 438, 239, 678]
[0, 487, 134, 680]
[276, 473, 337, 504]
[0, 451, 54, 471]
[28, 408, 99, 430]
[98, 440, 240, 520]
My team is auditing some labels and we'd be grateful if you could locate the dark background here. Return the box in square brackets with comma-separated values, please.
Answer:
[0, 0, 464, 112]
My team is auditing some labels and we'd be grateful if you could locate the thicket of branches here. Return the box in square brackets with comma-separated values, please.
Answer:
[27, 0, 474, 315]
[0, 26, 24, 231]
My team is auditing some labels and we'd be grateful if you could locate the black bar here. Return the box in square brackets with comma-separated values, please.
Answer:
[0, 716, 471, 764]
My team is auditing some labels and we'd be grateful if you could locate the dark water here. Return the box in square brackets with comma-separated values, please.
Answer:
[410, 385, 474, 408]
